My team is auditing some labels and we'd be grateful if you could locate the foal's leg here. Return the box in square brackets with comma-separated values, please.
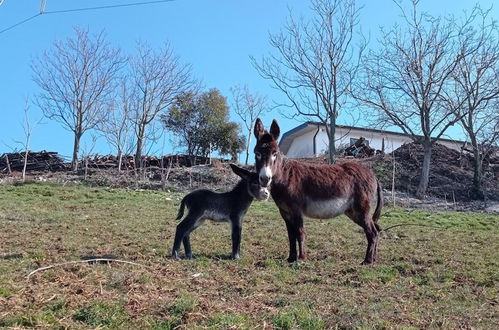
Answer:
[182, 218, 204, 259]
[182, 235, 192, 259]
[230, 216, 243, 259]
[171, 212, 199, 260]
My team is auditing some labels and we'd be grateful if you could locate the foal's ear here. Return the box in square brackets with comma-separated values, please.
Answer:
[254, 118, 264, 140]
[270, 119, 280, 141]
[230, 164, 250, 180]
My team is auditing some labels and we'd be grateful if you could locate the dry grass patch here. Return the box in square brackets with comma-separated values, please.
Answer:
[0, 182, 497, 328]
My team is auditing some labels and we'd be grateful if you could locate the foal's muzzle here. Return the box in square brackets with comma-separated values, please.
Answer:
[257, 188, 270, 201]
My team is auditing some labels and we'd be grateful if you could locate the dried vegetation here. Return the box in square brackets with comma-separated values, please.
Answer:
[0, 183, 498, 328]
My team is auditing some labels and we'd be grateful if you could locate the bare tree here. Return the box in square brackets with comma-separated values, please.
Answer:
[97, 78, 135, 171]
[446, 6, 499, 199]
[129, 41, 194, 167]
[16, 97, 42, 183]
[230, 84, 268, 165]
[252, 0, 364, 163]
[32, 27, 124, 171]
[80, 133, 99, 180]
[357, 0, 467, 198]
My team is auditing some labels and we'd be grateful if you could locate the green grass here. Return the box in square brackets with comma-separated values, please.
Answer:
[0, 182, 498, 328]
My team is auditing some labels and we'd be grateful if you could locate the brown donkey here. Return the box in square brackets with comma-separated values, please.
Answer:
[253, 119, 383, 264]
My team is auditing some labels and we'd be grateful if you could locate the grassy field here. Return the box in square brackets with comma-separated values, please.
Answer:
[0, 182, 498, 329]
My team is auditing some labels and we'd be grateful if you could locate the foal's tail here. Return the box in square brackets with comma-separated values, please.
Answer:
[373, 179, 383, 232]
[176, 196, 188, 220]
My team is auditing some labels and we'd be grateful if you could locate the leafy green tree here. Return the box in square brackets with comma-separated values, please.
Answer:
[163, 89, 245, 163]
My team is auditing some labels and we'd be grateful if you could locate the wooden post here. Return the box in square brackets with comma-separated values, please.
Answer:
[84, 157, 88, 180]
[142, 157, 146, 181]
[391, 144, 396, 208]
[452, 191, 456, 210]
[161, 156, 166, 190]
[209, 142, 212, 165]
[165, 160, 172, 183]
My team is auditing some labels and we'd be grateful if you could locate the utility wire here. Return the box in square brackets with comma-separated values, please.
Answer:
[0, 13, 41, 35]
[0, 0, 175, 36]
[43, 0, 175, 15]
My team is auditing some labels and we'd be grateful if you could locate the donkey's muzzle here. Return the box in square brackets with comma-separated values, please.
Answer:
[259, 177, 271, 188]
[259, 166, 272, 188]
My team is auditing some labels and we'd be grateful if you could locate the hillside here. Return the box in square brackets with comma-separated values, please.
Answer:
[1, 143, 498, 207]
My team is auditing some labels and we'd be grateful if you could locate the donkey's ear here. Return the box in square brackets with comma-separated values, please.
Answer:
[270, 119, 280, 141]
[230, 164, 250, 180]
[254, 118, 264, 140]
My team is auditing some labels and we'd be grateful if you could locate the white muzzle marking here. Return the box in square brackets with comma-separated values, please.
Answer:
[262, 187, 270, 200]
[259, 166, 272, 187]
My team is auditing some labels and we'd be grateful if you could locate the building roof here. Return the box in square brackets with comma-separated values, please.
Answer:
[278, 121, 465, 154]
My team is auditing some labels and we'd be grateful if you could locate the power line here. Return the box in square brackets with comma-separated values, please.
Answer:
[43, 0, 175, 15]
[0, 13, 41, 35]
[0, 0, 175, 36]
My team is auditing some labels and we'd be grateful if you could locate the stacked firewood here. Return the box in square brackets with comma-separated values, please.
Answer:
[0, 151, 68, 174]
[81, 154, 227, 169]
[343, 137, 379, 158]
[0, 151, 230, 174]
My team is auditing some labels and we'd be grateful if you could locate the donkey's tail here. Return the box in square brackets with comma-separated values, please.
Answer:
[373, 179, 383, 232]
[176, 196, 188, 220]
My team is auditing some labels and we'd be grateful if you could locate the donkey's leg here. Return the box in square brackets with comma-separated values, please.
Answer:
[279, 208, 298, 262]
[361, 221, 379, 265]
[295, 215, 307, 261]
[346, 207, 379, 265]
[171, 212, 199, 260]
[279, 208, 307, 262]
[230, 216, 243, 259]
[285, 220, 298, 262]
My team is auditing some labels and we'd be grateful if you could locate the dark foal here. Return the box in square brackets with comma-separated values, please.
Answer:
[171, 164, 269, 260]
[253, 119, 383, 265]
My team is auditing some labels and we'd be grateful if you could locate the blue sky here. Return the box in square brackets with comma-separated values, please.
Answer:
[0, 0, 496, 161]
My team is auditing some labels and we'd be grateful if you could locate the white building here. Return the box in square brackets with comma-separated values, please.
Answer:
[279, 121, 465, 158]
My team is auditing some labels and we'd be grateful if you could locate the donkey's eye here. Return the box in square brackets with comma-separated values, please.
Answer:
[272, 151, 278, 157]
[255, 152, 261, 159]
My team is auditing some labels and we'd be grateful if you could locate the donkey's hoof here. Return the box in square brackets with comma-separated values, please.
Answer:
[361, 260, 374, 265]
[185, 254, 195, 260]
[287, 257, 298, 263]
[231, 254, 240, 260]
[171, 254, 181, 261]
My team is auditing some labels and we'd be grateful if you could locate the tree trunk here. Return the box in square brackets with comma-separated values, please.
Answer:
[471, 148, 484, 200]
[328, 115, 336, 164]
[416, 142, 432, 199]
[245, 132, 252, 165]
[5, 154, 11, 175]
[135, 125, 145, 169]
[71, 132, 81, 171]
[22, 150, 29, 183]
[117, 149, 123, 172]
